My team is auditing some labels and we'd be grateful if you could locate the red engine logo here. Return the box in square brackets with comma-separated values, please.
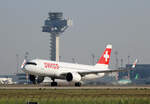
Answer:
[44, 62, 59, 69]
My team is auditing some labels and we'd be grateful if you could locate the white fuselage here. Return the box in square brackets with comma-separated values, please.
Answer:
[23, 59, 107, 81]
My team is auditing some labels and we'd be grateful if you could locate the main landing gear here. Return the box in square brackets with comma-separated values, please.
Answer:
[51, 78, 58, 86]
[50, 78, 82, 87]
[51, 81, 57, 86]
[75, 82, 81, 87]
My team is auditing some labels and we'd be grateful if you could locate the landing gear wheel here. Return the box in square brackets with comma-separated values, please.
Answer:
[75, 82, 81, 87]
[32, 80, 36, 84]
[51, 82, 58, 86]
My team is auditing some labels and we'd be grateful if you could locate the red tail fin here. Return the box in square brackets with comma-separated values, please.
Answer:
[97, 44, 112, 65]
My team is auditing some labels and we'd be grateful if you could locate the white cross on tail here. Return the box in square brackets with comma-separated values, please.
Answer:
[104, 51, 109, 62]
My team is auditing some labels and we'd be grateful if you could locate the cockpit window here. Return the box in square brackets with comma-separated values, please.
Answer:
[26, 62, 37, 65]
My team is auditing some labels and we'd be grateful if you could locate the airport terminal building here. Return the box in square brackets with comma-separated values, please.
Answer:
[119, 64, 150, 84]
[0, 73, 28, 84]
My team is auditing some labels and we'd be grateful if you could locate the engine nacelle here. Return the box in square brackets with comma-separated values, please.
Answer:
[29, 75, 44, 84]
[66, 72, 81, 82]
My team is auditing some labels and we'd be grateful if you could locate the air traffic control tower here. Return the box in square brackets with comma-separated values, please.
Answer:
[42, 12, 72, 61]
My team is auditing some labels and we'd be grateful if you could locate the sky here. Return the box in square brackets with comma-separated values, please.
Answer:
[0, 0, 150, 74]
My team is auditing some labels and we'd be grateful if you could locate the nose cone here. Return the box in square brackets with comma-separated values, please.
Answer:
[22, 64, 32, 74]
[23, 63, 37, 74]
[21, 64, 27, 72]
[21, 63, 30, 72]
[24, 64, 31, 70]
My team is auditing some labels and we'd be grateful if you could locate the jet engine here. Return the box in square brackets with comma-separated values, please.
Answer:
[29, 75, 44, 84]
[66, 72, 81, 82]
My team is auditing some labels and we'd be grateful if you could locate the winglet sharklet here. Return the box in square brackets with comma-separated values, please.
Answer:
[21, 59, 27, 69]
[132, 59, 138, 69]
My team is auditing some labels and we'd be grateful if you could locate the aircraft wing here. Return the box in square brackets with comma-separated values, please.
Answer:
[78, 59, 137, 76]
[60, 67, 134, 77]
[60, 59, 137, 77]
[78, 68, 133, 76]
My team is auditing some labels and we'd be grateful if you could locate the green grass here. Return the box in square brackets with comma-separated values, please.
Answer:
[0, 89, 150, 104]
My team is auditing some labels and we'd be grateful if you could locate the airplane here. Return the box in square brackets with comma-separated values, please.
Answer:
[21, 44, 137, 86]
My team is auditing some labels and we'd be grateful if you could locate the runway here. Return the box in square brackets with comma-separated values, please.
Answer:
[0, 85, 150, 104]
[0, 85, 150, 89]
